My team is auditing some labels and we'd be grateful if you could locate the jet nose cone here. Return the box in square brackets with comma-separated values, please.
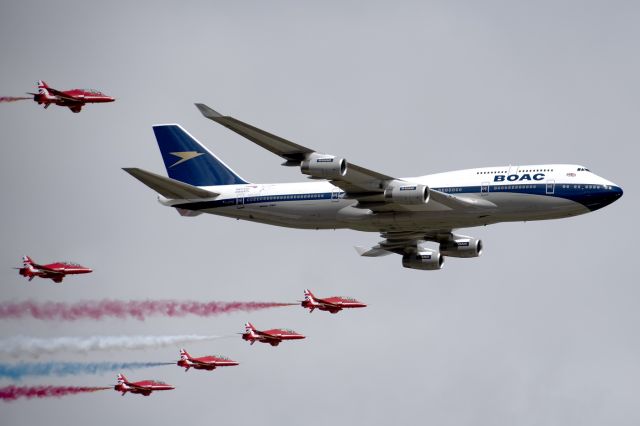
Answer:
[612, 185, 623, 199]
[586, 184, 623, 211]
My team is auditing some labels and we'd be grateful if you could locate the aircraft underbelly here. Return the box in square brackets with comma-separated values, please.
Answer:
[199, 193, 588, 232]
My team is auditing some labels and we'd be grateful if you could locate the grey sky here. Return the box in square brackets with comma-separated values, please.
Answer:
[0, 1, 638, 424]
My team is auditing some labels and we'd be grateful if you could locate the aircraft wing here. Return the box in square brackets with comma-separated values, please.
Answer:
[126, 383, 152, 391]
[47, 88, 84, 103]
[255, 331, 282, 341]
[356, 230, 454, 256]
[190, 359, 214, 366]
[35, 265, 65, 275]
[194, 104, 494, 212]
[316, 298, 341, 309]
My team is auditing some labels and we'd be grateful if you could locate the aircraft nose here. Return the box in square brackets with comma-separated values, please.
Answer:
[612, 185, 623, 199]
[586, 184, 623, 211]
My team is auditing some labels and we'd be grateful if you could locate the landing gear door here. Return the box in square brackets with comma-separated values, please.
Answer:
[546, 180, 555, 195]
[481, 182, 490, 196]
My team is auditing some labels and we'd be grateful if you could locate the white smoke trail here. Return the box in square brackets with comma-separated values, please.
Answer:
[0, 335, 223, 356]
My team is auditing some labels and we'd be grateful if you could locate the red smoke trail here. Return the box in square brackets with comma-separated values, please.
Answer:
[0, 385, 110, 401]
[0, 96, 30, 102]
[0, 300, 297, 321]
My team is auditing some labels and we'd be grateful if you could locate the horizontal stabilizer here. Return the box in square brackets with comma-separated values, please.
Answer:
[354, 246, 393, 257]
[123, 168, 219, 199]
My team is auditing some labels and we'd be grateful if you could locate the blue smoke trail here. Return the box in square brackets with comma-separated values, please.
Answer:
[0, 362, 174, 380]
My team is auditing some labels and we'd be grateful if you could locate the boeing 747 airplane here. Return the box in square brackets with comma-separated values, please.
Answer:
[124, 104, 623, 270]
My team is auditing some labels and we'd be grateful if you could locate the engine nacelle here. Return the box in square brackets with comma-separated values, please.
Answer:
[384, 183, 430, 205]
[439, 236, 482, 258]
[301, 154, 347, 179]
[402, 249, 444, 270]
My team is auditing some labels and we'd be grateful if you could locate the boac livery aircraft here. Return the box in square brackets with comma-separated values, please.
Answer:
[124, 104, 623, 270]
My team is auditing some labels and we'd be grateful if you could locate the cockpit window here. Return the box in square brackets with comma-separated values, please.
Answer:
[577, 167, 591, 172]
[83, 89, 104, 95]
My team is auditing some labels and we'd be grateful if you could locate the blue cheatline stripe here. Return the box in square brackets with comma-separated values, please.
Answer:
[172, 183, 620, 212]
[173, 191, 336, 210]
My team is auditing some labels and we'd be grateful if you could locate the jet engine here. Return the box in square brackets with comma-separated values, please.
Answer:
[384, 183, 429, 205]
[401, 249, 444, 270]
[439, 236, 482, 258]
[300, 154, 348, 179]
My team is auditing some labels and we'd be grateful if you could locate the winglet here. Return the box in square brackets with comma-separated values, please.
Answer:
[195, 103, 223, 119]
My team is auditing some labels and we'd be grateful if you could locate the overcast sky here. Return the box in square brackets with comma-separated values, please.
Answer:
[0, 1, 638, 424]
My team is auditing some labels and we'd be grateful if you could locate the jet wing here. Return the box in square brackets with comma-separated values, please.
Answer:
[35, 265, 65, 275]
[46, 88, 84, 103]
[127, 383, 152, 391]
[254, 331, 282, 341]
[195, 104, 391, 194]
[190, 359, 215, 366]
[356, 230, 454, 256]
[194, 104, 494, 212]
[315, 299, 341, 309]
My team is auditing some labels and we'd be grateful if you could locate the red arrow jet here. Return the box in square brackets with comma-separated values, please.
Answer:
[29, 80, 115, 113]
[114, 373, 174, 396]
[177, 348, 239, 372]
[17, 256, 92, 283]
[241, 322, 305, 346]
[301, 289, 367, 314]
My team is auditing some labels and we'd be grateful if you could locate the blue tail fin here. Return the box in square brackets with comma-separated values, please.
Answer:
[152, 124, 248, 186]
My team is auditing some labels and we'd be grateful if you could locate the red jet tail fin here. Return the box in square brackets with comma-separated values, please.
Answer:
[245, 322, 258, 337]
[21, 257, 36, 278]
[36, 80, 54, 101]
[116, 373, 128, 384]
[179, 349, 190, 360]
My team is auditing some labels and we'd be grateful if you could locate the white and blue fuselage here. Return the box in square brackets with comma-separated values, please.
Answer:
[163, 164, 621, 232]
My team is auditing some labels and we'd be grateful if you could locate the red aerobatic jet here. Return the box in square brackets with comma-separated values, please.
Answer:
[114, 374, 174, 396]
[177, 348, 239, 372]
[301, 289, 367, 314]
[16, 256, 92, 283]
[241, 322, 305, 346]
[28, 80, 115, 113]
